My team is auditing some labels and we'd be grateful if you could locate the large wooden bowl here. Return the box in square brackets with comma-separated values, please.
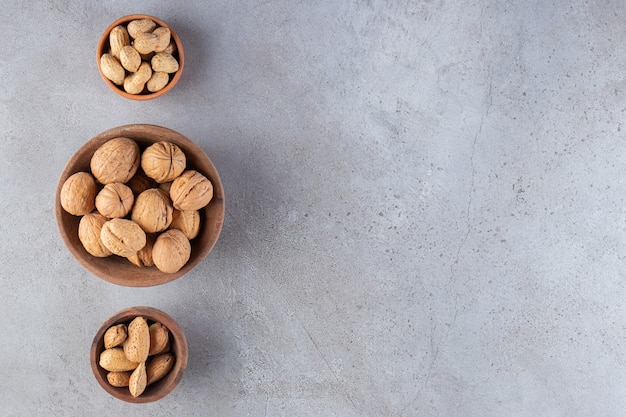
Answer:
[55, 124, 225, 287]
[97, 14, 185, 100]
[91, 306, 188, 403]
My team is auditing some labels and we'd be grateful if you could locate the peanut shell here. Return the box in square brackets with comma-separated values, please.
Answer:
[109, 25, 130, 59]
[127, 19, 157, 39]
[151, 52, 179, 73]
[100, 53, 125, 85]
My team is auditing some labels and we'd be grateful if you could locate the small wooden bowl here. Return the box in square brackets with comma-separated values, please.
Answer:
[97, 14, 184, 100]
[91, 306, 188, 403]
[55, 124, 225, 287]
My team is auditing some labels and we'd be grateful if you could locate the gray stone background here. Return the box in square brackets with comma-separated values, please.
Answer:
[1, 1, 625, 416]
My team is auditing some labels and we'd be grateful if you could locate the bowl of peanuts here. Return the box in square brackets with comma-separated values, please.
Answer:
[97, 14, 184, 100]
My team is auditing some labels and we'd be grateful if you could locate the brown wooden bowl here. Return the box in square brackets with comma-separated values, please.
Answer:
[55, 124, 225, 287]
[91, 306, 188, 403]
[97, 14, 184, 100]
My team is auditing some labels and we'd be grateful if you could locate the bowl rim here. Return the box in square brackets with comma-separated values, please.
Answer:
[96, 14, 185, 100]
[55, 124, 225, 287]
[90, 306, 188, 403]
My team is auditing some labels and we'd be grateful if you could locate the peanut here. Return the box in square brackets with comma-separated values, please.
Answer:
[127, 19, 157, 39]
[146, 72, 170, 93]
[120, 45, 141, 72]
[109, 25, 130, 59]
[151, 52, 179, 73]
[100, 54, 125, 85]
[123, 62, 152, 94]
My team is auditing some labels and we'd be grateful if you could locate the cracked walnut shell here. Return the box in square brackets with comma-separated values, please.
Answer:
[90, 137, 140, 184]
[95, 183, 134, 218]
[141, 141, 186, 183]
[131, 188, 173, 233]
[152, 229, 191, 273]
[100, 218, 146, 258]
[169, 170, 213, 211]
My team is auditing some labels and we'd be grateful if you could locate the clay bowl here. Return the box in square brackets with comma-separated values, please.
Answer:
[91, 306, 188, 403]
[97, 14, 184, 100]
[55, 124, 225, 287]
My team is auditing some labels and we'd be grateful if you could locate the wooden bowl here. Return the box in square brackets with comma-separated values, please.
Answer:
[55, 124, 225, 287]
[91, 306, 188, 403]
[97, 14, 184, 100]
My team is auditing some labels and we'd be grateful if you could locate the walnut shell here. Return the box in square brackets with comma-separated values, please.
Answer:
[169, 170, 213, 211]
[127, 169, 157, 196]
[152, 229, 191, 273]
[90, 137, 140, 184]
[95, 183, 134, 218]
[170, 209, 200, 240]
[78, 212, 113, 257]
[141, 141, 186, 183]
[60, 172, 97, 216]
[100, 218, 146, 258]
[131, 189, 173, 233]
[127, 233, 155, 267]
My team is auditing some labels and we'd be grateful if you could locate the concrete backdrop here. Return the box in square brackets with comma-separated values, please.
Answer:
[1, 1, 625, 416]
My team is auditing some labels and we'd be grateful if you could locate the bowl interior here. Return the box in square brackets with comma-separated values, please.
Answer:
[90, 306, 188, 403]
[97, 14, 185, 100]
[55, 124, 225, 287]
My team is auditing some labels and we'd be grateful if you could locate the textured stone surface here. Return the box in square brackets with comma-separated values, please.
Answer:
[2, 1, 626, 415]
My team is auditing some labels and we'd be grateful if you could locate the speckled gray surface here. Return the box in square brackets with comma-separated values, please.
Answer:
[2, 1, 626, 416]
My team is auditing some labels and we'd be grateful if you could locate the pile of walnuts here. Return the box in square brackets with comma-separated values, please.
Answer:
[60, 137, 212, 273]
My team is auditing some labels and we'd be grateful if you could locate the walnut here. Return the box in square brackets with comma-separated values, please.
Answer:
[141, 141, 186, 183]
[152, 229, 191, 273]
[95, 183, 134, 218]
[60, 171, 97, 216]
[78, 212, 113, 257]
[127, 169, 156, 196]
[90, 137, 140, 184]
[170, 209, 200, 240]
[169, 170, 213, 211]
[131, 189, 173, 233]
[127, 233, 155, 267]
[100, 218, 146, 257]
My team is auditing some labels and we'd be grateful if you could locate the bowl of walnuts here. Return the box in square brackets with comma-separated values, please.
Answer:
[91, 306, 188, 402]
[55, 124, 225, 286]
[97, 14, 184, 100]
